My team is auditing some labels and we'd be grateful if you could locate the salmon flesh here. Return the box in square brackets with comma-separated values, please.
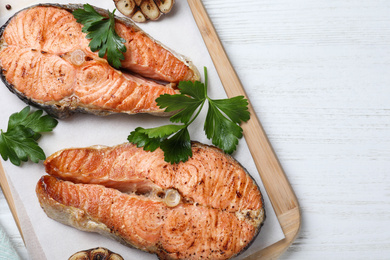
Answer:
[37, 142, 265, 259]
[0, 4, 199, 118]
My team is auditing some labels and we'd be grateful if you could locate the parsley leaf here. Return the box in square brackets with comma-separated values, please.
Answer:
[210, 96, 250, 124]
[157, 93, 203, 124]
[127, 129, 162, 152]
[205, 103, 243, 154]
[72, 4, 104, 30]
[160, 127, 192, 164]
[128, 125, 185, 152]
[8, 107, 58, 136]
[0, 107, 58, 166]
[128, 67, 250, 164]
[73, 4, 126, 69]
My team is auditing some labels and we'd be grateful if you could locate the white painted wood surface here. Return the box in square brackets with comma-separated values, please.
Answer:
[1, 0, 390, 259]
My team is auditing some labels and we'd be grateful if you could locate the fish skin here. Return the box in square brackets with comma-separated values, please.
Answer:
[39, 142, 265, 259]
[0, 4, 199, 118]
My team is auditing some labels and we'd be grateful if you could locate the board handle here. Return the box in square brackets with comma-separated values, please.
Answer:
[187, 0, 301, 258]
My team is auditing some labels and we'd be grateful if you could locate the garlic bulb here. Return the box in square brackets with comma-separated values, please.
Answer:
[114, 0, 175, 22]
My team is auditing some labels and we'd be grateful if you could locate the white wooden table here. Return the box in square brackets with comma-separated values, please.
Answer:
[1, 0, 390, 259]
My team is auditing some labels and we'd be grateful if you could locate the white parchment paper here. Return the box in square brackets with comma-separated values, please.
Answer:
[0, 0, 285, 259]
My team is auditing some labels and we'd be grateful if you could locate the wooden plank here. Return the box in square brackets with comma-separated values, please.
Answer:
[187, 0, 301, 258]
[0, 161, 24, 243]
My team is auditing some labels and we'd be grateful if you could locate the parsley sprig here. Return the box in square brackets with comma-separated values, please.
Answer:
[128, 67, 250, 164]
[73, 4, 127, 69]
[0, 107, 58, 166]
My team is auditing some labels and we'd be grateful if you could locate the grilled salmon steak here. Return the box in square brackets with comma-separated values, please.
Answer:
[0, 4, 199, 118]
[37, 142, 265, 259]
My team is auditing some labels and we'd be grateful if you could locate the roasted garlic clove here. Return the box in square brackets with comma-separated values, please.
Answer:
[132, 10, 147, 23]
[114, 0, 175, 22]
[140, 0, 161, 20]
[155, 0, 175, 13]
[114, 0, 136, 17]
[68, 247, 124, 260]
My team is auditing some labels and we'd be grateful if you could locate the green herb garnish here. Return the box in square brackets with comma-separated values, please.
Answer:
[128, 67, 250, 164]
[0, 107, 58, 166]
[73, 4, 127, 69]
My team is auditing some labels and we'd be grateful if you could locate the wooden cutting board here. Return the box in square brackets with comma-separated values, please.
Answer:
[0, 1, 301, 259]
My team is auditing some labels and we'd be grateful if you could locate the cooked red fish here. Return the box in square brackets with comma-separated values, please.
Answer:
[0, 4, 199, 118]
[38, 142, 265, 259]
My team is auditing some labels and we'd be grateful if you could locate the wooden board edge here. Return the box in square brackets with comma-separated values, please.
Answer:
[0, 160, 25, 243]
[252, 207, 301, 259]
[244, 116, 301, 259]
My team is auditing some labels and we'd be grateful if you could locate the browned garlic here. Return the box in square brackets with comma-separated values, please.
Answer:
[68, 247, 124, 260]
[113, 0, 175, 22]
